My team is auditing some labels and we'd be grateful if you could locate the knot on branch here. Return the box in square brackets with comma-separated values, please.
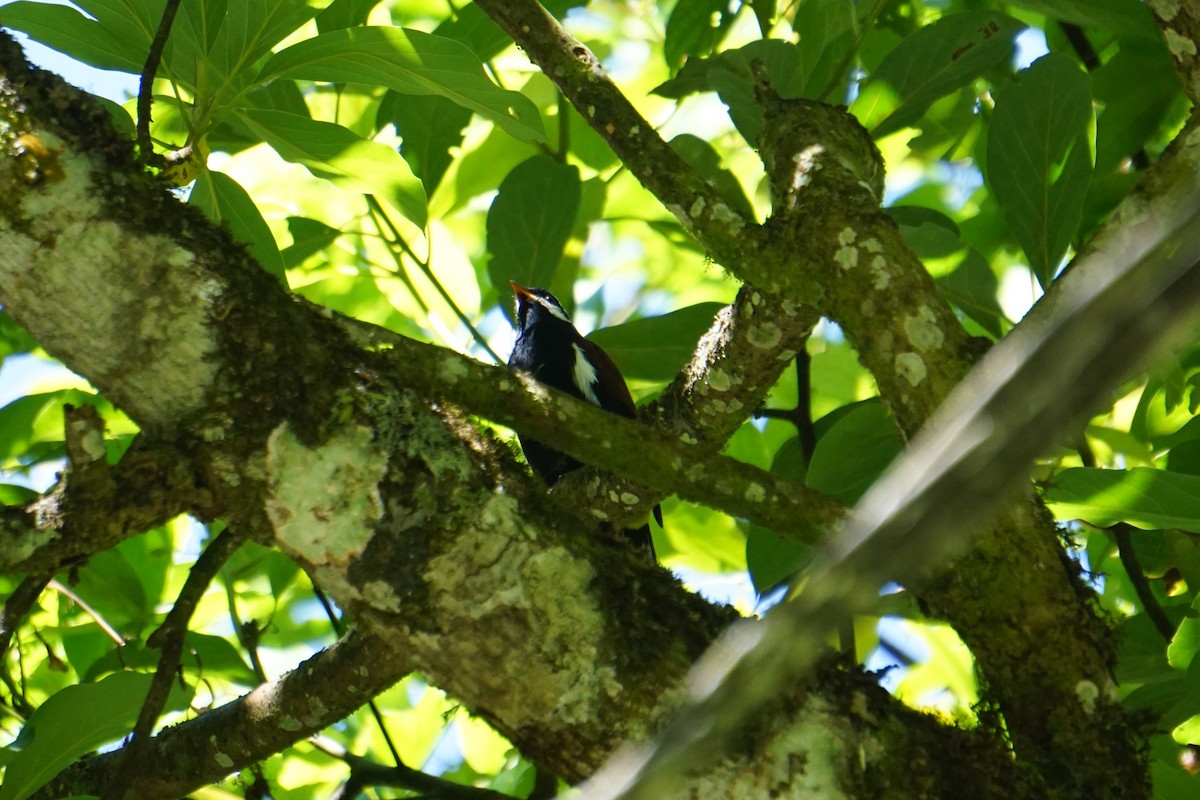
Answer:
[757, 96, 884, 219]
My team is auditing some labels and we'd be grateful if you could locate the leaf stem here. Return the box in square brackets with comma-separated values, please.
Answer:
[137, 0, 183, 165]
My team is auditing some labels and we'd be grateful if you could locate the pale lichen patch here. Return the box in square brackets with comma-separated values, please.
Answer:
[835, 245, 858, 270]
[747, 322, 783, 349]
[710, 201, 746, 231]
[708, 368, 732, 392]
[870, 255, 889, 289]
[264, 423, 386, 565]
[744, 483, 766, 502]
[423, 499, 618, 728]
[903, 306, 945, 352]
[363, 580, 402, 613]
[895, 352, 927, 386]
[1165, 28, 1197, 57]
[438, 355, 469, 384]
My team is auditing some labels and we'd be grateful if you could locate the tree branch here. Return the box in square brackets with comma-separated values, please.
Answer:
[136, 0, 182, 164]
[473, 0, 794, 292]
[35, 626, 413, 800]
[361, 326, 846, 538]
[577, 151, 1200, 800]
[102, 528, 246, 800]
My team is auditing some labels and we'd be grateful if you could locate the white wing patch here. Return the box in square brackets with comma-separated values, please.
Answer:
[572, 344, 601, 405]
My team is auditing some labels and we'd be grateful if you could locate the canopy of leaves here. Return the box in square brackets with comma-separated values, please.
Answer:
[0, 0, 1196, 798]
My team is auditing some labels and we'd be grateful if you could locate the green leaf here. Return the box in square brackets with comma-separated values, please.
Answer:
[806, 401, 902, 504]
[987, 53, 1094, 288]
[208, 0, 333, 90]
[664, 0, 736, 69]
[317, 0, 381, 31]
[236, 109, 427, 227]
[282, 216, 342, 269]
[1168, 593, 1200, 670]
[0, 2, 145, 72]
[891, 206, 1007, 337]
[669, 134, 755, 221]
[486, 155, 581, 302]
[854, 11, 1025, 137]
[746, 437, 811, 594]
[1009, 0, 1159, 38]
[259, 27, 546, 143]
[0, 671, 191, 800]
[0, 389, 102, 465]
[789, 0, 858, 100]
[0, 484, 38, 504]
[586, 302, 724, 382]
[190, 171, 287, 282]
[381, 91, 472, 196]
[1043, 467, 1200, 531]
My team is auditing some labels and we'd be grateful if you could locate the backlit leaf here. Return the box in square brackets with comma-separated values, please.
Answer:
[1044, 467, 1200, 531]
[987, 53, 1093, 288]
[259, 27, 546, 143]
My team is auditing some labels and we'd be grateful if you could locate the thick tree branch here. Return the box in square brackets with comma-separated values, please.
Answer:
[0, 436, 206, 576]
[102, 529, 245, 800]
[579, 147, 1200, 800]
[362, 328, 844, 538]
[1148, 0, 1200, 103]
[35, 626, 413, 800]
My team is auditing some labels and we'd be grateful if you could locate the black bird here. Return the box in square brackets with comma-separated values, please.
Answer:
[507, 282, 660, 559]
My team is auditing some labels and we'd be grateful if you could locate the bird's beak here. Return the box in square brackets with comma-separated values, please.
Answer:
[509, 281, 535, 303]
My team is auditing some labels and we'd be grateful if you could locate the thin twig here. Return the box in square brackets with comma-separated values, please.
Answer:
[1077, 442, 1175, 642]
[0, 574, 50, 714]
[100, 529, 244, 800]
[314, 737, 512, 800]
[311, 583, 404, 766]
[1113, 523, 1176, 642]
[365, 195, 503, 363]
[137, 0, 183, 164]
[223, 578, 269, 684]
[816, 0, 887, 104]
[48, 579, 125, 646]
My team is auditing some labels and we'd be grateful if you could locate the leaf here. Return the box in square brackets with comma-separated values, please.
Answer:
[586, 302, 724, 382]
[0, 671, 191, 800]
[1008, 0, 1159, 39]
[236, 108, 427, 227]
[381, 91, 472, 196]
[317, 0, 382, 31]
[212, 0, 333, 82]
[1043, 467, 1200, 531]
[806, 401, 902, 504]
[0, 2, 145, 72]
[0, 484, 38, 504]
[282, 216, 342, 269]
[259, 27, 546, 143]
[789, 0, 858, 100]
[746, 437, 811, 594]
[0, 389, 101, 464]
[891, 206, 1007, 337]
[664, 0, 736, 69]
[987, 53, 1094, 288]
[853, 11, 1025, 137]
[190, 171, 287, 282]
[669, 134, 755, 221]
[486, 155, 581, 303]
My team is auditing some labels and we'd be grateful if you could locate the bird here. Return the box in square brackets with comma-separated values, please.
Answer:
[507, 282, 660, 559]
